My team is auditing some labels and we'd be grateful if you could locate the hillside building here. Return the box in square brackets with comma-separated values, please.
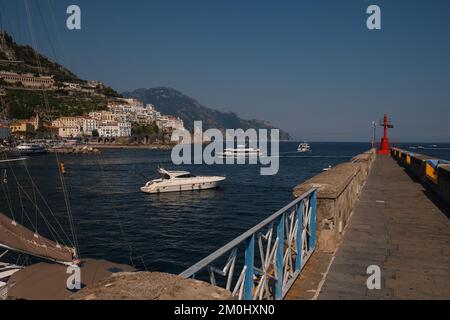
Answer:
[156, 115, 184, 131]
[10, 121, 34, 134]
[58, 126, 81, 138]
[0, 71, 54, 89]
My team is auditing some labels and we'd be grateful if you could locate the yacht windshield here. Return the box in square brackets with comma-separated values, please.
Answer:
[160, 173, 171, 180]
[178, 174, 195, 178]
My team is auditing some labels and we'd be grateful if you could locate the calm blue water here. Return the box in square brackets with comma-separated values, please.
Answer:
[2, 142, 448, 274]
[395, 143, 450, 160]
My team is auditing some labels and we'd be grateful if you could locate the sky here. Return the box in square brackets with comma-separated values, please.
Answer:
[0, 0, 449, 142]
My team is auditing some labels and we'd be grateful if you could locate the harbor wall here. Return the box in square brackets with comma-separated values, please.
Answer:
[69, 272, 232, 300]
[391, 148, 450, 207]
[292, 148, 376, 252]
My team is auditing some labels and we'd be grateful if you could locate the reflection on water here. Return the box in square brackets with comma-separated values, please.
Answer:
[145, 188, 225, 206]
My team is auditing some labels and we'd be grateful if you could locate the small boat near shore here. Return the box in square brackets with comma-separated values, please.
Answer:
[141, 167, 226, 194]
[15, 143, 47, 155]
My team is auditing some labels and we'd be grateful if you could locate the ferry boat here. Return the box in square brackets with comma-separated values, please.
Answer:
[297, 142, 311, 152]
[218, 144, 263, 157]
[15, 143, 47, 155]
[140, 167, 226, 194]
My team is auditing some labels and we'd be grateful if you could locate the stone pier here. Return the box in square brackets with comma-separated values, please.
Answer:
[287, 152, 450, 300]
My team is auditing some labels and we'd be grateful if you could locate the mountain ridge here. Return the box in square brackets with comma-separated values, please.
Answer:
[122, 87, 290, 140]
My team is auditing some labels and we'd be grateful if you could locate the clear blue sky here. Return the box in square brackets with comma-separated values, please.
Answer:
[1, 0, 449, 142]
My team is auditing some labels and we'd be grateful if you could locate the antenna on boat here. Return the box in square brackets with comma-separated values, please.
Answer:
[135, 170, 151, 181]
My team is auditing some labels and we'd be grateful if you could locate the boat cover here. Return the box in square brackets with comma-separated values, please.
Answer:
[0, 212, 75, 263]
[6, 258, 136, 300]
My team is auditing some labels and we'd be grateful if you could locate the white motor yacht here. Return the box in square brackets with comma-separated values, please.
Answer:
[218, 144, 263, 157]
[16, 143, 47, 155]
[140, 167, 226, 194]
[297, 142, 311, 152]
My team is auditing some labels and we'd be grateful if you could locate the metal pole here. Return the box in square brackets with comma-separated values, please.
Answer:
[371, 121, 376, 148]
[244, 235, 255, 300]
[275, 214, 285, 300]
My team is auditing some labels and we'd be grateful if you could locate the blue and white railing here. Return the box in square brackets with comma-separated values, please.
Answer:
[180, 188, 317, 300]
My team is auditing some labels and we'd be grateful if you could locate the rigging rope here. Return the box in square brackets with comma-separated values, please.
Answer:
[95, 153, 147, 270]
[1, 170, 15, 221]
[1, 149, 76, 248]
[22, 0, 79, 257]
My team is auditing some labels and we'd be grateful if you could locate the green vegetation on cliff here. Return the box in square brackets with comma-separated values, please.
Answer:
[0, 31, 121, 120]
[4, 89, 108, 122]
[0, 31, 82, 83]
[131, 122, 159, 136]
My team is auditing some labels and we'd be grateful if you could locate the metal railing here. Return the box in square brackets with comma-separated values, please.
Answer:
[180, 188, 317, 300]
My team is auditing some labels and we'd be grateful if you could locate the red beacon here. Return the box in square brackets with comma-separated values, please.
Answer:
[377, 114, 394, 155]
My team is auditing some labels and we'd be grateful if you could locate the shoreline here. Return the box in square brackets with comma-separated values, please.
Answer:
[86, 144, 173, 150]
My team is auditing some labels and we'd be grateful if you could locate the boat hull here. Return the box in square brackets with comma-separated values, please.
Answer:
[140, 178, 225, 194]
[15, 144, 47, 155]
[16, 149, 47, 155]
[217, 151, 263, 157]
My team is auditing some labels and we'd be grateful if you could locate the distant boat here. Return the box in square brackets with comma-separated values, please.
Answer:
[218, 144, 262, 157]
[16, 143, 47, 155]
[297, 142, 311, 152]
[141, 167, 226, 194]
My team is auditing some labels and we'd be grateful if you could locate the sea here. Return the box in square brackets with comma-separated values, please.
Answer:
[1, 142, 449, 274]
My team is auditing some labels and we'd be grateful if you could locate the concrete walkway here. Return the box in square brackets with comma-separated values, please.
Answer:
[317, 156, 450, 299]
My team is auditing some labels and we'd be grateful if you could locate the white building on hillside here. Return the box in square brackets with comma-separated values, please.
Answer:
[119, 122, 132, 137]
[82, 118, 98, 135]
[59, 126, 81, 138]
[88, 111, 103, 121]
[98, 122, 119, 138]
[156, 115, 184, 131]
[52, 116, 83, 128]
[120, 98, 143, 107]
[97, 121, 131, 138]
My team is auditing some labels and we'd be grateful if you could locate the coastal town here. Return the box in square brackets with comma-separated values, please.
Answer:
[0, 29, 188, 148]
[0, 72, 186, 146]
